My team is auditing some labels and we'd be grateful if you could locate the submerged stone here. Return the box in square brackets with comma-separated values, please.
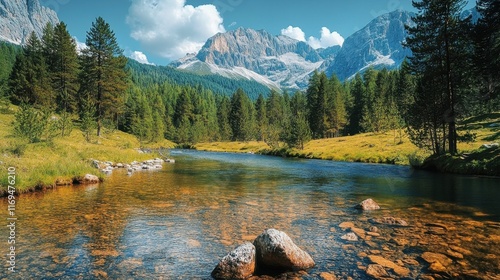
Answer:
[356, 198, 381, 211]
[212, 242, 256, 280]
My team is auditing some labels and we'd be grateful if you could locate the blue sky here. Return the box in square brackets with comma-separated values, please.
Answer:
[52, 0, 475, 66]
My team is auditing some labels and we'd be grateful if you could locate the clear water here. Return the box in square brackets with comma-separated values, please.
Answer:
[1, 150, 499, 279]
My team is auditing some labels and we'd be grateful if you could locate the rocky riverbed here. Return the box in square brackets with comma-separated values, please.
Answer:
[244, 200, 500, 280]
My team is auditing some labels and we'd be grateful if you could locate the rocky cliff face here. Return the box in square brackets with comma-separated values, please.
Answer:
[171, 27, 327, 90]
[172, 10, 415, 90]
[0, 0, 59, 44]
[325, 10, 413, 80]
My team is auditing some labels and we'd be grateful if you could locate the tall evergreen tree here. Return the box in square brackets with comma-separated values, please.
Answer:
[406, 0, 470, 155]
[217, 96, 232, 141]
[345, 73, 365, 135]
[266, 90, 286, 147]
[326, 75, 347, 137]
[46, 22, 79, 114]
[306, 71, 329, 138]
[9, 32, 54, 109]
[79, 17, 128, 137]
[474, 0, 500, 111]
[230, 88, 254, 141]
[288, 91, 311, 149]
[255, 93, 268, 141]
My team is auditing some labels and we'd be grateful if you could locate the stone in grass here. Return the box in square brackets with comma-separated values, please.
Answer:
[253, 229, 315, 272]
[76, 174, 100, 184]
[356, 198, 381, 211]
[212, 242, 256, 280]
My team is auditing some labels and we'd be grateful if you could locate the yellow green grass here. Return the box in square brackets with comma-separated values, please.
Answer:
[196, 113, 500, 166]
[0, 108, 175, 194]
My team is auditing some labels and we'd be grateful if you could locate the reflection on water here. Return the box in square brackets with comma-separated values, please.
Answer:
[1, 150, 499, 279]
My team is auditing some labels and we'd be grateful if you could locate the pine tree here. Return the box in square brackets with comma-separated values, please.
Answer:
[9, 32, 54, 109]
[150, 92, 166, 142]
[230, 88, 254, 141]
[46, 22, 79, 115]
[306, 71, 329, 138]
[406, 0, 470, 155]
[474, 0, 500, 111]
[79, 17, 128, 137]
[345, 73, 365, 135]
[265, 90, 286, 147]
[288, 91, 311, 149]
[361, 68, 378, 132]
[254, 93, 268, 141]
[217, 96, 232, 141]
[326, 75, 347, 137]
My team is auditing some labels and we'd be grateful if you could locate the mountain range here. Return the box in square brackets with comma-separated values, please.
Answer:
[0, 0, 59, 44]
[172, 10, 414, 90]
[0, 1, 478, 92]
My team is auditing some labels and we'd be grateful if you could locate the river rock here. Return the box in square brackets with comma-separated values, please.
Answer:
[365, 264, 389, 279]
[428, 261, 447, 273]
[446, 250, 464, 259]
[78, 174, 100, 184]
[449, 246, 472, 256]
[339, 222, 355, 229]
[341, 232, 358, 242]
[253, 229, 315, 272]
[371, 217, 409, 227]
[212, 242, 256, 280]
[421, 252, 453, 267]
[356, 198, 380, 211]
[319, 272, 337, 280]
[367, 255, 410, 277]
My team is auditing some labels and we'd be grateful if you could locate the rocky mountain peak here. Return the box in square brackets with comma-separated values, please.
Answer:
[0, 0, 59, 44]
[173, 9, 416, 90]
[325, 9, 413, 80]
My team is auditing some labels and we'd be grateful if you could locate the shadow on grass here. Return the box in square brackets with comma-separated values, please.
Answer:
[483, 131, 500, 141]
[460, 112, 500, 126]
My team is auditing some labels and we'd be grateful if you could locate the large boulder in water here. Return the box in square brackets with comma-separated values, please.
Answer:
[253, 229, 315, 272]
[355, 198, 380, 211]
[211, 243, 256, 280]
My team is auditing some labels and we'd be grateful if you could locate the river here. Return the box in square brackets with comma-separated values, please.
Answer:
[1, 150, 499, 279]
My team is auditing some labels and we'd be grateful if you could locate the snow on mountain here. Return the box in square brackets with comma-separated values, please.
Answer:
[172, 10, 415, 90]
[325, 10, 413, 80]
[171, 27, 324, 90]
[0, 0, 59, 45]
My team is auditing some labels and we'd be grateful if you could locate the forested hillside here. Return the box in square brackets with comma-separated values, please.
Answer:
[1, 0, 498, 163]
[127, 60, 271, 100]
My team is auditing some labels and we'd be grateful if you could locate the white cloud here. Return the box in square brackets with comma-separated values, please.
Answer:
[281, 26, 306, 42]
[127, 0, 225, 60]
[307, 27, 344, 49]
[129, 51, 154, 65]
[228, 22, 237, 28]
[281, 26, 344, 49]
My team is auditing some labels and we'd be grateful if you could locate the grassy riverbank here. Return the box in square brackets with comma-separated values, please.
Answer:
[195, 132, 421, 164]
[0, 108, 175, 195]
[196, 113, 500, 173]
[418, 113, 500, 176]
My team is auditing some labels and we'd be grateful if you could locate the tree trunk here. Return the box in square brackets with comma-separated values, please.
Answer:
[444, 5, 457, 155]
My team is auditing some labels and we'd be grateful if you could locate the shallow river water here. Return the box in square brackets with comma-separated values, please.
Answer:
[1, 150, 499, 279]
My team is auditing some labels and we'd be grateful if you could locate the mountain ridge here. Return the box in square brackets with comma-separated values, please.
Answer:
[172, 10, 414, 90]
